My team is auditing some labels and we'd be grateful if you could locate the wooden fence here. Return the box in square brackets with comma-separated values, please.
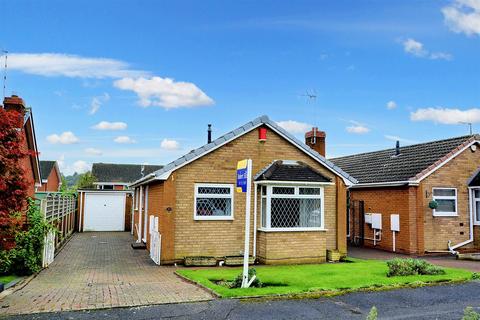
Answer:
[37, 193, 77, 250]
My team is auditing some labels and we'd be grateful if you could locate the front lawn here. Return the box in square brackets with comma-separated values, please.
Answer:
[0, 274, 18, 285]
[176, 258, 472, 298]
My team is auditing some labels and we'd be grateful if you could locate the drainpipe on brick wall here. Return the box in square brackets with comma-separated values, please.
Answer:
[448, 188, 474, 255]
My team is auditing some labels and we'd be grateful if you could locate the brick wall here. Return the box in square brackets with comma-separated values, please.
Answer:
[171, 125, 343, 263]
[350, 186, 419, 253]
[38, 166, 60, 192]
[422, 146, 480, 251]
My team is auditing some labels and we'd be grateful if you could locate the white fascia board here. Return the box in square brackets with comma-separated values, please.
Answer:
[94, 182, 130, 186]
[349, 181, 419, 188]
[254, 180, 335, 186]
[415, 140, 480, 183]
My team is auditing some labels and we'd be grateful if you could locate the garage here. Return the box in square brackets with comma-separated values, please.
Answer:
[78, 190, 132, 232]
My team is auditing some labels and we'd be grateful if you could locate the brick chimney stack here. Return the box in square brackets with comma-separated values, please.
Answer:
[3, 95, 26, 114]
[305, 127, 326, 157]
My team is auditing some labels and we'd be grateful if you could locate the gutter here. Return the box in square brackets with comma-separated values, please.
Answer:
[129, 173, 156, 188]
[448, 188, 475, 255]
[349, 180, 419, 189]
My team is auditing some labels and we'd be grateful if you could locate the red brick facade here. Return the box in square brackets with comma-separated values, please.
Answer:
[37, 165, 61, 192]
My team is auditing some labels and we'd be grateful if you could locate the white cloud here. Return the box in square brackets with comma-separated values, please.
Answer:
[85, 148, 102, 156]
[411, 107, 480, 124]
[386, 101, 397, 110]
[384, 135, 418, 144]
[276, 120, 312, 134]
[8, 53, 146, 78]
[114, 136, 136, 144]
[402, 38, 452, 60]
[46, 131, 79, 144]
[92, 121, 127, 130]
[442, 0, 480, 36]
[346, 120, 370, 134]
[113, 76, 214, 109]
[72, 160, 91, 174]
[89, 93, 110, 115]
[160, 138, 180, 150]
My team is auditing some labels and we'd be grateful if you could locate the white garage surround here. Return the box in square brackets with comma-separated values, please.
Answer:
[80, 191, 130, 232]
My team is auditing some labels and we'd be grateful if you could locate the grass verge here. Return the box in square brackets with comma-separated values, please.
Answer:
[0, 275, 18, 285]
[176, 258, 472, 298]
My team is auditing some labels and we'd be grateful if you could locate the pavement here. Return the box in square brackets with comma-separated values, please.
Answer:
[0, 232, 212, 316]
[4, 282, 480, 319]
[348, 246, 480, 272]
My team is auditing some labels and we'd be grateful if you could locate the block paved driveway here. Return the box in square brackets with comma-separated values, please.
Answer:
[0, 232, 212, 315]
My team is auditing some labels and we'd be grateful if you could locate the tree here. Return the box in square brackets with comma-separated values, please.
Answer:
[0, 108, 33, 249]
[76, 171, 97, 189]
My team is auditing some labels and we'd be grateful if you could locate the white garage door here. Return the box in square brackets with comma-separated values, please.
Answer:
[84, 193, 125, 231]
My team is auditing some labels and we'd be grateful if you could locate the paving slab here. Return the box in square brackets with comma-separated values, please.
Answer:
[0, 232, 212, 315]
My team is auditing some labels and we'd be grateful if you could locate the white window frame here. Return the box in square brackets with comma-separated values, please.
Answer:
[259, 184, 326, 232]
[432, 187, 458, 217]
[472, 188, 480, 225]
[194, 183, 234, 220]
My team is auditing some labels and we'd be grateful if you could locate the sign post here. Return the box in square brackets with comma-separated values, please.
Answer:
[237, 159, 252, 288]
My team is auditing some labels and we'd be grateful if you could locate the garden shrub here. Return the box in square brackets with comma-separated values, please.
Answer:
[0, 199, 55, 276]
[386, 258, 445, 277]
[472, 272, 480, 280]
[463, 307, 480, 320]
[230, 268, 262, 288]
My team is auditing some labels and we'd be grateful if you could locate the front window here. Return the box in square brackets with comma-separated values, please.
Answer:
[194, 184, 234, 220]
[432, 188, 457, 216]
[260, 185, 324, 230]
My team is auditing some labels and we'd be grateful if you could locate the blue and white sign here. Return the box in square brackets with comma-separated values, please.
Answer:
[236, 159, 248, 193]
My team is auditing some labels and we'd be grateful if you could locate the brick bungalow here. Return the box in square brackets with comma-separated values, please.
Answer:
[130, 116, 356, 265]
[331, 135, 480, 255]
[2, 95, 41, 198]
[37, 160, 62, 192]
[92, 163, 163, 190]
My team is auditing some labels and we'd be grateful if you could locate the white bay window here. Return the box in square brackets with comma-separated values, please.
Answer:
[260, 185, 325, 231]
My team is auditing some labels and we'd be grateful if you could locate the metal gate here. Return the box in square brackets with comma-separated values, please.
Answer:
[149, 215, 161, 265]
[349, 200, 365, 247]
[42, 230, 55, 267]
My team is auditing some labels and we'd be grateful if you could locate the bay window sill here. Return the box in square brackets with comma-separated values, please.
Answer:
[258, 227, 327, 232]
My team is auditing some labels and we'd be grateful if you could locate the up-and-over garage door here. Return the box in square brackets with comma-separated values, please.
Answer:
[83, 192, 126, 231]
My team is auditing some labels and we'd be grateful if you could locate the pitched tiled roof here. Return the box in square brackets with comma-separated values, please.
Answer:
[132, 115, 357, 186]
[330, 135, 479, 184]
[39, 160, 56, 180]
[92, 163, 163, 183]
[255, 160, 332, 183]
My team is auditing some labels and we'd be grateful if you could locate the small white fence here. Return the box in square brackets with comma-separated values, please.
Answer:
[37, 193, 77, 267]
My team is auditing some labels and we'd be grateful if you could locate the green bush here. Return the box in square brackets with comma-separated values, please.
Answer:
[472, 272, 480, 280]
[0, 199, 55, 276]
[386, 258, 445, 277]
[230, 268, 262, 288]
[366, 306, 378, 320]
[463, 307, 480, 320]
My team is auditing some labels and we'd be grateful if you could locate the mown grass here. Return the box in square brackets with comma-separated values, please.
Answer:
[0, 274, 18, 285]
[176, 258, 472, 298]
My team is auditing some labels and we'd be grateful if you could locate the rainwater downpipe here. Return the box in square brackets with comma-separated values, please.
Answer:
[448, 187, 474, 255]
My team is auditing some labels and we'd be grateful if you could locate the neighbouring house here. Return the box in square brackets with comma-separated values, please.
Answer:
[130, 115, 356, 265]
[2, 95, 41, 198]
[331, 135, 480, 255]
[91, 163, 163, 190]
[37, 160, 62, 192]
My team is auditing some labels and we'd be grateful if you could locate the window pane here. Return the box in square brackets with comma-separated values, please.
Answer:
[476, 201, 480, 222]
[299, 199, 322, 227]
[198, 186, 230, 195]
[261, 197, 267, 227]
[272, 187, 295, 195]
[433, 189, 455, 197]
[261, 186, 267, 196]
[475, 190, 480, 198]
[436, 199, 456, 213]
[299, 188, 320, 195]
[196, 198, 231, 216]
[271, 198, 299, 227]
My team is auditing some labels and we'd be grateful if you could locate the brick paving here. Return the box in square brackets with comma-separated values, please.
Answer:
[349, 246, 480, 272]
[0, 232, 212, 315]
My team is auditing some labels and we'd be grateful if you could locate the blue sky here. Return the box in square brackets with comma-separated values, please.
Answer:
[2, 0, 480, 175]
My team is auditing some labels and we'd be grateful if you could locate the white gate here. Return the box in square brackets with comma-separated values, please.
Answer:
[149, 215, 161, 265]
[42, 230, 55, 267]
